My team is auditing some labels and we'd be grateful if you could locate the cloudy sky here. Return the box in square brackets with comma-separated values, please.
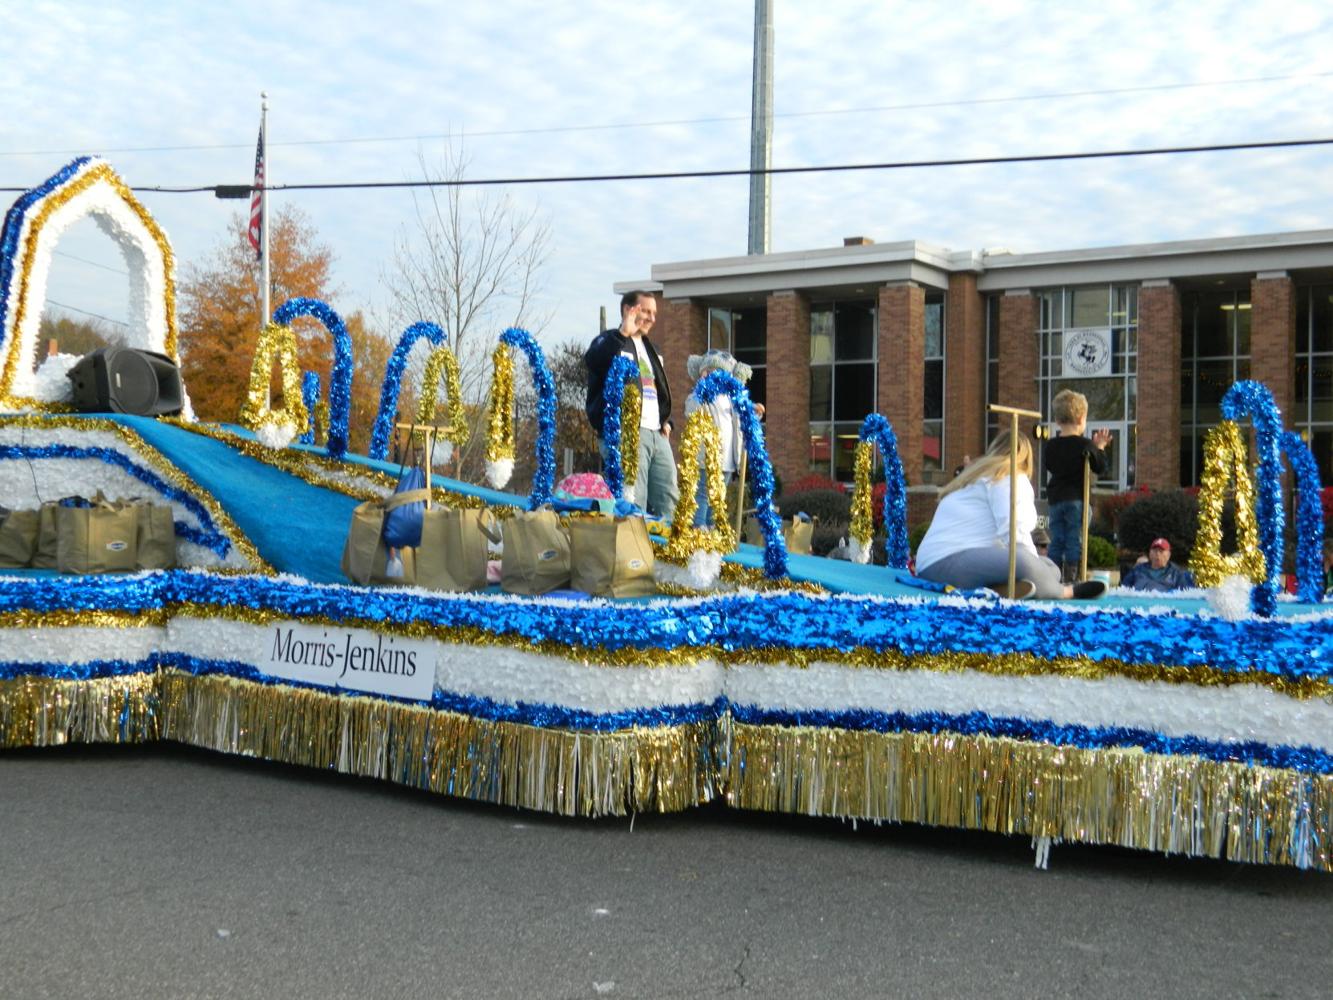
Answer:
[6, 0, 1333, 351]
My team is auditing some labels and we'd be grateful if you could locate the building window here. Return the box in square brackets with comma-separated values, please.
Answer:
[923, 292, 945, 483]
[1295, 285, 1333, 480]
[1035, 284, 1138, 493]
[1180, 288, 1251, 486]
[809, 300, 876, 481]
[706, 306, 767, 408]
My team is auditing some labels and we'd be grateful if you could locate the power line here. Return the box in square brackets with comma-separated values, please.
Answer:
[0, 69, 1329, 158]
[7, 134, 1323, 195]
[53, 249, 128, 275]
[45, 300, 129, 327]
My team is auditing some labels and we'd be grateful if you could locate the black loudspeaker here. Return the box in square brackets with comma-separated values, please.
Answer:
[66, 347, 184, 416]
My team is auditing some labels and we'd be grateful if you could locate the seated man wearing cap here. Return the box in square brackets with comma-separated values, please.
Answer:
[1120, 537, 1196, 592]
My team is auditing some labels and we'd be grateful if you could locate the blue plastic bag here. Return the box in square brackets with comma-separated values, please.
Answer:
[382, 466, 426, 548]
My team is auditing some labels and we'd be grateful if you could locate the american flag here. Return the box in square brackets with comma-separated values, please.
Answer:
[247, 123, 264, 260]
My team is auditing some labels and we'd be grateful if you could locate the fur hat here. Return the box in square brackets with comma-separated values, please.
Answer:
[687, 349, 753, 384]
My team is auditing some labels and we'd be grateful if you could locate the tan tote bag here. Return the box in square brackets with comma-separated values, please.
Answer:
[341, 488, 430, 586]
[134, 503, 178, 570]
[55, 499, 139, 574]
[31, 503, 61, 569]
[416, 507, 497, 593]
[743, 514, 816, 554]
[500, 507, 571, 595]
[0, 509, 40, 568]
[568, 516, 657, 598]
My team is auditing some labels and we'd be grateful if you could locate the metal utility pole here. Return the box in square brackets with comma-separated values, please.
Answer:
[747, 0, 774, 256]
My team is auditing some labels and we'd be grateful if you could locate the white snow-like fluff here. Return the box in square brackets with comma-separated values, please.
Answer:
[255, 422, 297, 450]
[485, 457, 514, 489]
[29, 353, 80, 403]
[1205, 574, 1256, 621]
[654, 550, 723, 590]
[848, 537, 872, 564]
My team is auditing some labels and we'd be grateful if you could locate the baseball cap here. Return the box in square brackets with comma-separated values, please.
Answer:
[1149, 538, 1170, 552]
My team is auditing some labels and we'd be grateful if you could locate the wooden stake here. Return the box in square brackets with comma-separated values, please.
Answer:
[988, 404, 1042, 597]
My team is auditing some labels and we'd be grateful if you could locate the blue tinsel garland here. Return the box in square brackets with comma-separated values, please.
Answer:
[272, 298, 353, 460]
[857, 413, 910, 568]
[498, 327, 557, 509]
[694, 370, 787, 578]
[0, 158, 93, 359]
[1220, 381, 1285, 616]
[600, 353, 638, 499]
[299, 371, 320, 445]
[0, 442, 231, 556]
[1280, 430, 1326, 603]
[2, 572, 1333, 681]
[369, 322, 447, 460]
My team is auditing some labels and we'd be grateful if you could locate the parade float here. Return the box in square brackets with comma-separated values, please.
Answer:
[1, 159, 1329, 872]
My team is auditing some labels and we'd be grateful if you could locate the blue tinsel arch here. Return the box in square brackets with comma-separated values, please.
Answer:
[599, 353, 639, 500]
[693, 369, 787, 578]
[499, 327, 556, 509]
[272, 298, 354, 460]
[857, 413, 911, 569]
[1220, 380, 1285, 616]
[369, 322, 447, 461]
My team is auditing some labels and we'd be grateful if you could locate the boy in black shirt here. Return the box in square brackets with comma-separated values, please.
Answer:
[1044, 389, 1110, 582]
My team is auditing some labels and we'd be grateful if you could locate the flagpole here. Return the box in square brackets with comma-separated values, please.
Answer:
[259, 92, 271, 329]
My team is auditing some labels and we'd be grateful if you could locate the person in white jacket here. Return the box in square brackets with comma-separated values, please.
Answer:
[915, 432, 1104, 600]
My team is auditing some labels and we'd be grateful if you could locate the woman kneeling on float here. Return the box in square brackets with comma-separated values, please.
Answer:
[915, 432, 1104, 600]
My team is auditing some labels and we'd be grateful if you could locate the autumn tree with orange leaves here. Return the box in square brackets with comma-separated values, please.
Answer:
[178, 205, 392, 454]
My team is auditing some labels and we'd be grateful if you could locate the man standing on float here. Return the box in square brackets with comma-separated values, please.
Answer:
[584, 290, 678, 518]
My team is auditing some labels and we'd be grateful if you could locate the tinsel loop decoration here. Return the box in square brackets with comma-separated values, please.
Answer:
[1220, 380, 1286, 616]
[661, 408, 737, 565]
[693, 369, 787, 578]
[1280, 430, 1326, 603]
[239, 322, 309, 450]
[416, 344, 469, 453]
[299, 370, 321, 445]
[484, 342, 516, 488]
[846, 413, 910, 567]
[1189, 420, 1266, 590]
[599, 353, 642, 500]
[369, 322, 446, 461]
[0, 158, 181, 410]
[499, 327, 558, 509]
[271, 298, 354, 460]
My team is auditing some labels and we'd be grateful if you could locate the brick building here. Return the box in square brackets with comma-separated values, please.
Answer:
[616, 231, 1333, 495]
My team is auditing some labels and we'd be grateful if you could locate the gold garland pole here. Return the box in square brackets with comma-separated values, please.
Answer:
[484, 343, 515, 487]
[849, 439, 876, 552]
[988, 404, 1042, 597]
[661, 409, 736, 564]
[621, 380, 642, 494]
[417, 345, 470, 456]
[239, 321, 309, 445]
[1190, 420, 1266, 586]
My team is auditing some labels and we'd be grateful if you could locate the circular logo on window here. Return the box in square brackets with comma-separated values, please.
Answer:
[1063, 329, 1111, 377]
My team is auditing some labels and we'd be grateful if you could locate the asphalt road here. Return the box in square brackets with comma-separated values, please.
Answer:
[1, 744, 1329, 1000]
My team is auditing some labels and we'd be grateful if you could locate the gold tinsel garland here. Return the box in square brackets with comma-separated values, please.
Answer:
[1190, 420, 1266, 587]
[0, 673, 159, 748]
[157, 671, 718, 817]
[239, 322, 310, 445]
[0, 162, 179, 408]
[416, 344, 470, 448]
[314, 401, 330, 445]
[0, 414, 270, 572]
[484, 343, 515, 464]
[1, 667, 1326, 867]
[621, 381, 642, 490]
[660, 409, 737, 564]
[849, 440, 876, 547]
[161, 417, 485, 509]
[724, 720, 1332, 870]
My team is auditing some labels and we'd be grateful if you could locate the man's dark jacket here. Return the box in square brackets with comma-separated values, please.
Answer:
[583, 328, 672, 434]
